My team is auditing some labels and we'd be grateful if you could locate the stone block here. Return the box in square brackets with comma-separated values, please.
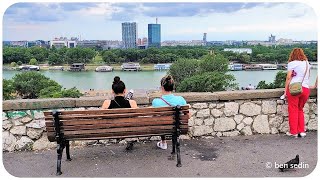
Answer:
[224, 102, 239, 116]
[252, 115, 270, 134]
[240, 126, 252, 136]
[223, 131, 240, 137]
[214, 117, 236, 131]
[192, 103, 208, 109]
[211, 109, 223, 118]
[262, 100, 277, 114]
[204, 117, 214, 126]
[240, 102, 261, 116]
[192, 126, 213, 136]
[234, 115, 244, 124]
[196, 109, 210, 118]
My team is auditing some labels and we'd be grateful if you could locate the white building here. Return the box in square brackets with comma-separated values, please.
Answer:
[50, 37, 77, 48]
[223, 48, 252, 54]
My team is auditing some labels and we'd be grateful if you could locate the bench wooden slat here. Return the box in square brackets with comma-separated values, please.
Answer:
[63, 129, 188, 140]
[45, 116, 174, 127]
[46, 122, 188, 134]
[62, 125, 188, 136]
[45, 115, 189, 128]
[44, 110, 189, 120]
[43, 105, 189, 116]
[47, 128, 189, 142]
[45, 120, 189, 132]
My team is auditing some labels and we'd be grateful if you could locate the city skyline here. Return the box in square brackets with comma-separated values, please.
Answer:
[2, 2, 318, 41]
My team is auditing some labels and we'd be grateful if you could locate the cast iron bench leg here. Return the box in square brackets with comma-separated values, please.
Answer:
[66, 140, 72, 161]
[176, 138, 182, 167]
[56, 143, 64, 175]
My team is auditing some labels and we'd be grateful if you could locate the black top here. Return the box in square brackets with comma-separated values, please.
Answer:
[108, 96, 131, 109]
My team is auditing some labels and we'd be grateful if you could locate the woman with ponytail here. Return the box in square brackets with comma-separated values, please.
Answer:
[102, 76, 138, 109]
[152, 75, 189, 150]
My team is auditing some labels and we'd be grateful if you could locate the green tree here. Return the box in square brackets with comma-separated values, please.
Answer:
[39, 86, 82, 98]
[168, 58, 200, 86]
[102, 50, 117, 63]
[17, 61, 22, 65]
[273, 71, 287, 88]
[199, 54, 229, 74]
[257, 71, 286, 89]
[12, 72, 62, 99]
[61, 87, 83, 98]
[10, 62, 17, 67]
[3, 79, 15, 100]
[48, 53, 63, 65]
[29, 58, 38, 65]
[177, 72, 238, 92]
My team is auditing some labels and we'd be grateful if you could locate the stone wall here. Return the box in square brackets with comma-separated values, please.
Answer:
[2, 89, 317, 152]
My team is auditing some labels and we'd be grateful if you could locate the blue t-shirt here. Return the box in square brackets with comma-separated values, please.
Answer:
[152, 94, 187, 107]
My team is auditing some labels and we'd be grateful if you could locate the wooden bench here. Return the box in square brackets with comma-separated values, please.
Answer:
[44, 105, 189, 175]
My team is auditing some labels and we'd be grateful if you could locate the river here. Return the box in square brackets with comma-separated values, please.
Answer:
[2, 70, 318, 91]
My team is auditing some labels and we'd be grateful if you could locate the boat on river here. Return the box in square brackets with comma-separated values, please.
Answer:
[154, 63, 172, 70]
[244, 64, 262, 71]
[18, 65, 40, 71]
[121, 62, 141, 71]
[95, 66, 113, 72]
[228, 63, 243, 71]
[260, 64, 277, 70]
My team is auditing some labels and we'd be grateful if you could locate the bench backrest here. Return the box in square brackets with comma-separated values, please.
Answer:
[44, 106, 189, 142]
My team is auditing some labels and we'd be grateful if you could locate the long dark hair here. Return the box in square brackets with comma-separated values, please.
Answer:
[160, 75, 174, 91]
[112, 76, 126, 94]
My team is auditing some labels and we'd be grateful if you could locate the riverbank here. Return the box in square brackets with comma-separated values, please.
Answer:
[3, 63, 157, 71]
[3, 69, 318, 91]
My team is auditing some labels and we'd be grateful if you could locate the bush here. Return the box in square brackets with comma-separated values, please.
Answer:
[29, 58, 38, 65]
[177, 72, 238, 92]
[12, 72, 62, 99]
[61, 87, 83, 98]
[3, 79, 15, 100]
[17, 61, 22, 65]
[39, 86, 82, 98]
[168, 58, 200, 86]
[199, 54, 229, 74]
[257, 71, 287, 89]
[10, 62, 17, 67]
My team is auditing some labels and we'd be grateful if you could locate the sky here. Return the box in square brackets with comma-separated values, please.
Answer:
[2, 1, 318, 41]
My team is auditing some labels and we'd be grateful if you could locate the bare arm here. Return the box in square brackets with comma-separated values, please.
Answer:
[310, 76, 318, 89]
[284, 70, 293, 96]
[101, 100, 111, 109]
[129, 100, 138, 108]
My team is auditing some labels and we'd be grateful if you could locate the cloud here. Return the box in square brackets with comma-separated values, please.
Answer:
[4, 2, 100, 23]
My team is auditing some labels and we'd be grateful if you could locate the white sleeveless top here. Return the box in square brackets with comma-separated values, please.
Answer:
[287, 60, 310, 88]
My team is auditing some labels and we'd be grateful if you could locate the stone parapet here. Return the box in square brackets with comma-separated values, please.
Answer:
[2, 89, 318, 152]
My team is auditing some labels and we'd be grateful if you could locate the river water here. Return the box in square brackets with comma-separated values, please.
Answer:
[2, 70, 318, 91]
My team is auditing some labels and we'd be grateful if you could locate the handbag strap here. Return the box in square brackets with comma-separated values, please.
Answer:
[159, 97, 172, 106]
[301, 61, 308, 84]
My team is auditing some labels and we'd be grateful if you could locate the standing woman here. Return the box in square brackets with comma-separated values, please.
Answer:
[152, 75, 189, 149]
[284, 48, 311, 138]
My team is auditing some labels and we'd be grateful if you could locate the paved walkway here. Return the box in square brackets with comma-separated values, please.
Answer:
[2, 132, 318, 177]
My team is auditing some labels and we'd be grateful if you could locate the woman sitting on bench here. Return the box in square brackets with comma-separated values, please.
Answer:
[152, 75, 188, 150]
[102, 76, 138, 109]
[101, 76, 138, 150]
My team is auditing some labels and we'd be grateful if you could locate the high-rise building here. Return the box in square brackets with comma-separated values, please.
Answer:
[122, 22, 137, 49]
[137, 38, 142, 45]
[203, 33, 207, 42]
[148, 23, 161, 48]
[142, 37, 148, 45]
[269, 34, 276, 43]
